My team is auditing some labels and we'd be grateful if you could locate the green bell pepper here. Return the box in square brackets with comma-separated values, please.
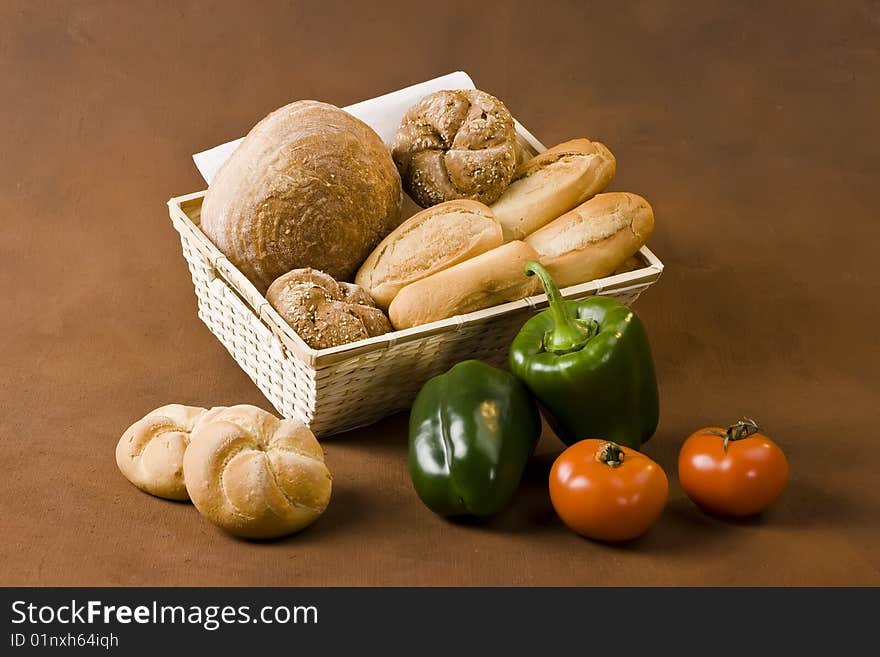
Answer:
[509, 262, 659, 449]
[408, 360, 542, 517]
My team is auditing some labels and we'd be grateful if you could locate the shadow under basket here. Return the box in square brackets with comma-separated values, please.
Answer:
[169, 133, 663, 436]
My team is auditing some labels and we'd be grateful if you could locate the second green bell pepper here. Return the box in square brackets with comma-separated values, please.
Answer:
[509, 262, 659, 449]
[408, 360, 542, 517]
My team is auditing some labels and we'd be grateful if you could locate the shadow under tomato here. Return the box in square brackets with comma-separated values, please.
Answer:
[584, 473, 865, 555]
[665, 472, 862, 528]
[625, 495, 748, 552]
[546, 477, 746, 553]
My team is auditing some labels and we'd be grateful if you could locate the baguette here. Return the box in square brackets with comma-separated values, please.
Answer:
[490, 138, 616, 241]
[525, 192, 654, 289]
[388, 240, 541, 330]
[355, 200, 503, 310]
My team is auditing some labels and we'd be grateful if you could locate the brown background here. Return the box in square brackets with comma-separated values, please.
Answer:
[1, 0, 877, 586]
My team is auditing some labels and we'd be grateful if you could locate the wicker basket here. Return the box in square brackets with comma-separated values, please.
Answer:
[169, 125, 663, 436]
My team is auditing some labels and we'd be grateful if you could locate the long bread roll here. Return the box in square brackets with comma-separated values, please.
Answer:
[525, 192, 654, 288]
[388, 240, 541, 330]
[355, 200, 502, 310]
[490, 138, 616, 241]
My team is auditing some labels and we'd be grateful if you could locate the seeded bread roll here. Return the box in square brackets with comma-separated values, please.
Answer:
[267, 268, 390, 349]
[183, 405, 332, 539]
[201, 101, 402, 290]
[388, 240, 541, 330]
[354, 200, 503, 309]
[392, 89, 517, 207]
[490, 138, 616, 241]
[116, 404, 226, 500]
[524, 192, 654, 288]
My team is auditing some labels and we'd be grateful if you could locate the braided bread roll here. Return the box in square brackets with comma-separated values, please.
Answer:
[392, 90, 517, 207]
[183, 405, 332, 539]
[266, 268, 391, 348]
[116, 404, 226, 500]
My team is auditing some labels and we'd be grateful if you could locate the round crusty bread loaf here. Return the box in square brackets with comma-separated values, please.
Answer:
[183, 405, 332, 539]
[392, 90, 517, 208]
[115, 404, 226, 500]
[354, 200, 503, 310]
[201, 101, 402, 290]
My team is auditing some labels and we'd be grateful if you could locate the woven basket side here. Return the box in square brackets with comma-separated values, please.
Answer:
[306, 283, 651, 435]
[177, 228, 318, 422]
[175, 209, 656, 436]
[170, 190, 660, 437]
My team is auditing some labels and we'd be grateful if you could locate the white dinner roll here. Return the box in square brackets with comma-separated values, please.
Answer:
[183, 405, 332, 539]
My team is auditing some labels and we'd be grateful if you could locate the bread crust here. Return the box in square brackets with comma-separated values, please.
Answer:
[201, 101, 402, 290]
[491, 138, 616, 241]
[392, 90, 517, 207]
[183, 405, 332, 539]
[525, 192, 654, 288]
[115, 404, 226, 500]
[266, 268, 390, 349]
[388, 240, 541, 330]
[354, 199, 503, 309]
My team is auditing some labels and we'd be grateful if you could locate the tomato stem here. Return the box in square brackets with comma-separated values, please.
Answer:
[708, 418, 762, 451]
[596, 441, 625, 468]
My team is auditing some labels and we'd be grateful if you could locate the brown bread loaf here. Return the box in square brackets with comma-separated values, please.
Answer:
[266, 268, 390, 349]
[392, 89, 517, 207]
[201, 101, 402, 290]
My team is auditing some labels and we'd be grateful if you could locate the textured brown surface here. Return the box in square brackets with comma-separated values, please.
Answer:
[1, 0, 877, 586]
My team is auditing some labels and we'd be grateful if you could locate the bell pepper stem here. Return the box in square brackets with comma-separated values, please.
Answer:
[525, 261, 596, 354]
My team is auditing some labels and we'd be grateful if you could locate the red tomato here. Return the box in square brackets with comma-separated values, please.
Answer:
[678, 419, 788, 517]
[549, 439, 668, 542]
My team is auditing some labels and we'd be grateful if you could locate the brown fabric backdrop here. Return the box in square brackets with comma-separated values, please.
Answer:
[1, 0, 877, 586]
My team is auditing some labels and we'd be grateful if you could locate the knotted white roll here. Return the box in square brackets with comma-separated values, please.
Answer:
[116, 404, 226, 500]
[183, 405, 332, 539]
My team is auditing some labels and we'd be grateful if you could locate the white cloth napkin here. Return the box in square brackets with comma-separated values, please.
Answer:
[192, 71, 476, 184]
